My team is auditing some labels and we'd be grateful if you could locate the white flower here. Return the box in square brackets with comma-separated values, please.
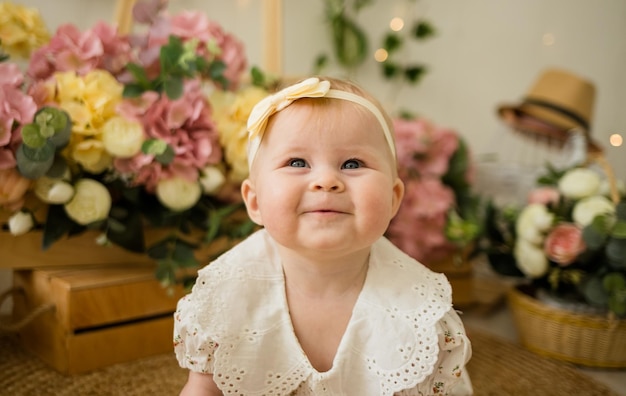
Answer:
[599, 178, 625, 197]
[156, 177, 202, 211]
[514, 239, 549, 278]
[101, 116, 145, 158]
[8, 211, 34, 236]
[558, 168, 601, 199]
[572, 195, 615, 227]
[199, 165, 226, 195]
[34, 177, 75, 204]
[64, 179, 112, 225]
[516, 203, 554, 245]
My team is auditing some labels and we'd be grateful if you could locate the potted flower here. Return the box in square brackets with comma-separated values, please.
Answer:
[0, 0, 270, 287]
[385, 116, 481, 305]
[481, 158, 626, 367]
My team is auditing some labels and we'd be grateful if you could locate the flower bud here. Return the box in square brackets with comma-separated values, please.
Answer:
[8, 211, 34, 236]
[558, 168, 601, 199]
[199, 166, 226, 195]
[64, 178, 112, 225]
[572, 195, 615, 227]
[34, 177, 75, 204]
[514, 239, 549, 278]
[156, 177, 201, 212]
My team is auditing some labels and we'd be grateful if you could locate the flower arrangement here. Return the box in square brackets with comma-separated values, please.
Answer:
[0, 0, 271, 286]
[386, 116, 481, 265]
[483, 160, 626, 318]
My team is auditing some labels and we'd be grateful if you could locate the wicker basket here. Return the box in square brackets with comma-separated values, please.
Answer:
[507, 284, 626, 368]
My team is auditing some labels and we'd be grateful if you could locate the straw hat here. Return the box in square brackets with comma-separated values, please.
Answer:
[497, 68, 602, 153]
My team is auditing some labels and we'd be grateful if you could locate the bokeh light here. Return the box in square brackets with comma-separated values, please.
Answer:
[390, 17, 404, 32]
[610, 133, 623, 147]
[374, 48, 388, 62]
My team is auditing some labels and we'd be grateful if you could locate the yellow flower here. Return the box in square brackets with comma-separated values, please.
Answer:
[0, 2, 50, 59]
[211, 86, 269, 182]
[70, 138, 113, 173]
[54, 70, 124, 135]
[101, 116, 145, 158]
[64, 178, 112, 225]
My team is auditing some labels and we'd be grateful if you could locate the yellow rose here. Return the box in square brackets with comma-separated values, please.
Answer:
[64, 178, 112, 225]
[101, 116, 145, 158]
[0, 3, 50, 58]
[199, 165, 226, 195]
[211, 87, 269, 182]
[156, 177, 202, 212]
[71, 138, 113, 173]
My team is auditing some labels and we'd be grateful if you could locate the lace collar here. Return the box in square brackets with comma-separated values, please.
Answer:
[193, 230, 452, 395]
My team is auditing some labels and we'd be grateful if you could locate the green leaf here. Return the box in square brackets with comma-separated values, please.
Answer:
[616, 201, 626, 221]
[412, 20, 436, 39]
[313, 54, 328, 74]
[155, 144, 175, 165]
[106, 208, 145, 253]
[42, 204, 75, 250]
[606, 238, 626, 269]
[173, 241, 200, 268]
[125, 62, 151, 86]
[21, 123, 46, 148]
[582, 275, 610, 307]
[383, 33, 403, 53]
[404, 65, 427, 84]
[382, 62, 400, 79]
[603, 272, 626, 292]
[16, 143, 55, 179]
[160, 35, 185, 74]
[331, 14, 368, 68]
[142, 139, 168, 156]
[163, 75, 184, 99]
[611, 220, 626, 238]
[123, 83, 147, 98]
[582, 224, 607, 250]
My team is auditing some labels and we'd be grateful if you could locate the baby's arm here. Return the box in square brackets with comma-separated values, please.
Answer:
[180, 372, 223, 396]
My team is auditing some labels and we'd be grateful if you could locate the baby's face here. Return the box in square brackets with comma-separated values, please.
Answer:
[242, 101, 404, 258]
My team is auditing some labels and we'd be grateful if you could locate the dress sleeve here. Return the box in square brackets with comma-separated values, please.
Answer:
[173, 292, 219, 374]
[400, 308, 473, 396]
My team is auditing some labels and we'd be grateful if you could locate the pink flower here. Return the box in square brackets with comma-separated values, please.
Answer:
[544, 223, 586, 266]
[392, 117, 459, 179]
[113, 79, 222, 192]
[0, 63, 37, 168]
[528, 187, 560, 206]
[387, 178, 456, 263]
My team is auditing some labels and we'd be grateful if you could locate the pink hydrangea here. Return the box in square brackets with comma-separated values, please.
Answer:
[387, 178, 456, 263]
[27, 22, 131, 81]
[114, 78, 223, 192]
[393, 117, 459, 179]
[132, 5, 247, 90]
[0, 63, 37, 169]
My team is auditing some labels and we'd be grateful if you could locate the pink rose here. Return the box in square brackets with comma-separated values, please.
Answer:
[528, 187, 560, 206]
[544, 223, 586, 266]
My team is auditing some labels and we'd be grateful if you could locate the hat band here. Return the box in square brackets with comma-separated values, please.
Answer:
[523, 98, 589, 131]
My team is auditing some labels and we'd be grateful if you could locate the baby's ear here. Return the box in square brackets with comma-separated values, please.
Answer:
[241, 179, 263, 225]
[390, 177, 405, 217]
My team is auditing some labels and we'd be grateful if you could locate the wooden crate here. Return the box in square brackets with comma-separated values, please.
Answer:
[11, 266, 187, 374]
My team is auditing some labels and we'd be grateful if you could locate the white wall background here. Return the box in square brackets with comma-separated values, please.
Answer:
[2, 0, 625, 311]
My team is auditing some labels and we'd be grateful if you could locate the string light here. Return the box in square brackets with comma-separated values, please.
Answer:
[374, 48, 388, 62]
[390, 17, 404, 32]
[610, 133, 623, 147]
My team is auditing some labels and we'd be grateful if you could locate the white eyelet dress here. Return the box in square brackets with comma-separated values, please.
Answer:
[174, 229, 472, 396]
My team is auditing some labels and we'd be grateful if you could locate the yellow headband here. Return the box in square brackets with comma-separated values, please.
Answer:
[246, 77, 396, 168]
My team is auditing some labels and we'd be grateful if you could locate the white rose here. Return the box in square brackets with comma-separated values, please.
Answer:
[8, 211, 34, 236]
[64, 179, 112, 225]
[514, 239, 549, 278]
[599, 179, 625, 198]
[558, 168, 601, 199]
[199, 166, 226, 195]
[156, 177, 202, 211]
[572, 195, 615, 227]
[516, 203, 554, 245]
[101, 116, 145, 158]
[34, 177, 75, 204]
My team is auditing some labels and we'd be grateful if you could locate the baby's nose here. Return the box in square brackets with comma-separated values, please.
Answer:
[310, 168, 345, 192]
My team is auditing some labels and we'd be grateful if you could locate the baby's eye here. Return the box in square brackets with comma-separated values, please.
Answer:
[342, 159, 362, 169]
[288, 158, 307, 168]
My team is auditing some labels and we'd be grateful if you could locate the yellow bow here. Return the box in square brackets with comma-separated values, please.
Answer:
[247, 77, 331, 143]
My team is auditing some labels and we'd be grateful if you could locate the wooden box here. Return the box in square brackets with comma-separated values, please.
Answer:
[11, 266, 187, 374]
